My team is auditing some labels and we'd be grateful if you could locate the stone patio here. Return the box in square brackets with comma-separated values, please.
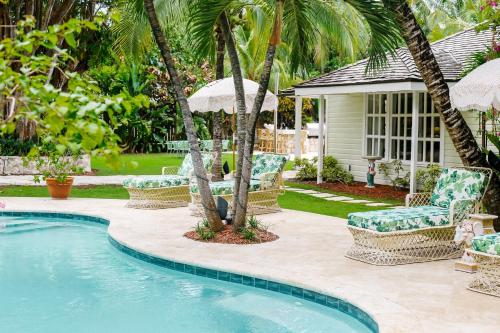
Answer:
[1, 197, 499, 333]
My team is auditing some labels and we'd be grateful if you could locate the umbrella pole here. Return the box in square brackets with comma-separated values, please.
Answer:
[481, 112, 487, 149]
[232, 108, 236, 172]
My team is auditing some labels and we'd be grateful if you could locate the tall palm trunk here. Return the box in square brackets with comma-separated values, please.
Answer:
[219, 11, 247, 219]
[383, 0, 500, 229]
[143, 0, 224, 231]
[211, 24, 225, 181]
[233, 0, 284, 229]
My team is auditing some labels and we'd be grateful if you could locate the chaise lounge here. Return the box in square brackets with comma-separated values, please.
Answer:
[190, 153, 287, 216]
[346, 167, 492, 265]
[123, 153, 213, 209]
[466, 233, 500, 297]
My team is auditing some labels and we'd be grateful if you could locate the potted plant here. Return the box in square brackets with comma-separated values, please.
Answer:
[25, 148, 83, 200]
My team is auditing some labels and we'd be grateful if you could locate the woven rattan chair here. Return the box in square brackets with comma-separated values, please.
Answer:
[190, 153, 287, 216]
[123, 153, 213, 209]
[466, 233, 500, 297]
[346, 167, 492, 265]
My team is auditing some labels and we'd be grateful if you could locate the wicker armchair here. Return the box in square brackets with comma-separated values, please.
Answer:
[346, 167, 492, 265]
[123, 154, 213, 209]
[465, 232, 500, 297]
[190, 153, 287, 216]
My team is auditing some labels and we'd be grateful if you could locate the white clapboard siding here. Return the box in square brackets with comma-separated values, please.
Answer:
[326, 94, 394, 185]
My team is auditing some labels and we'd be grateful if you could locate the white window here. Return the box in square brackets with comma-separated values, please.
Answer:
[365, 92, 442, 164]
[365, 94, 387, 158]
[390, 93, 413, 161]
[417, 92, 441, 164]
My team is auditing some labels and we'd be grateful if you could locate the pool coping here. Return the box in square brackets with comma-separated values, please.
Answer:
[0, 210, 378, 332]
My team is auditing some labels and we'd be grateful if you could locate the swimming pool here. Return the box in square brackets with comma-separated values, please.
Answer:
[0, 213, 376, 333]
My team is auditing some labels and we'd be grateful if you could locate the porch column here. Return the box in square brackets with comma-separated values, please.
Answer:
[294, 97, 303, 158]
[410, 92, 420, 194]
[317, 95, 325, 184]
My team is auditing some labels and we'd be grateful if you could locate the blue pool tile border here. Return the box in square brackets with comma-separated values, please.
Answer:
[0, 211, 378, 332]
[0, 211, 109, 225]
[109, 237, 379, 333]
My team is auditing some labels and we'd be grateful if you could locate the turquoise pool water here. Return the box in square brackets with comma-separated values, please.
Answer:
[0, 215, 373, 333]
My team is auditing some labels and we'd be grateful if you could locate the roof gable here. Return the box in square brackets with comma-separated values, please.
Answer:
[295, 28, 492, 88]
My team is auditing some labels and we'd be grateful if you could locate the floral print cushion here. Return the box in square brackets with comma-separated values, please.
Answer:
[251, 154, 287, 180]
[190, 179, 261, 195]
[123, 175, 190, 189]
[471, 233, 500, 256]
[347, 206, 450, 232]
[177, 153, 213, 177]
[430, 168, 486, 208]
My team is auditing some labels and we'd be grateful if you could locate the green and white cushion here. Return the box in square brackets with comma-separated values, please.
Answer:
[123, 175, 189, 189]
[190, 179, 261, 195]
[347, 206, 450, 232]
[430, 168, 486, 208]
[251, 154, 287, 180]
[472, 233, 500, 256]
[177, 153, 213, 177]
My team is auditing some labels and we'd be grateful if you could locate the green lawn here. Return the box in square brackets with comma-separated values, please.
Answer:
[92, 153, 293, 176]
[0, 184, 391, 219]
[278, 191, 388, 219]
[0, 185, 129, 199]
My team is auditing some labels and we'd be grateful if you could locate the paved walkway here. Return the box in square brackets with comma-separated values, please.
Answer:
[2, 197, 498, 333]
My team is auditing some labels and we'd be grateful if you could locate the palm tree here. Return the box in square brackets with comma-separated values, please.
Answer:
[381, 0, 500, 227]
[142, 0, 224, 231]
[192, 0, 402, 229]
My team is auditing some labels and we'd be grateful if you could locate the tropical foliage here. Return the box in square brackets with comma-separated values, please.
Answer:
[0, 19, 147, 171]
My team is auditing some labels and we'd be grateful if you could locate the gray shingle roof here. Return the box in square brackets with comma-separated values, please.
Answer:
[294, 28, 493, 88]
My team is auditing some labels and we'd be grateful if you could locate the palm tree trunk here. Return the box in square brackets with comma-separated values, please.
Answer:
[219, 11, 247, 219]
[383, 0, 500, 229]
[233, 0, 283, 229]
[211, 24, 225, 182]
[143, 0, 224, 231]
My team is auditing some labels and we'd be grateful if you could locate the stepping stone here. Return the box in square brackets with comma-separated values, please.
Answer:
[311, 193, 336, 198]
[344, 199, 371, 204]
[365, 202, 390, 207]
[300, 190, 320, 194]
[286, 188, 307, 192]
[325, 196, 353, 201]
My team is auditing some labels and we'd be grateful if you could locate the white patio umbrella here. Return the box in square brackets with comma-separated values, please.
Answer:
[450, 58, 500, 148]
[450, 58, 500, 112]
[188, 77, 278, 167]
[188, 77, 278, 114]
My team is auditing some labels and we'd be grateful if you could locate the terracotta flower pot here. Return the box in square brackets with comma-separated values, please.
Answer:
[46, 177, 74, 200]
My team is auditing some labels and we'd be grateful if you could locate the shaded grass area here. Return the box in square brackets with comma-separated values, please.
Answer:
[92, 153, 293, 176]
[278, 191, 386, 219]
[0, 185, 388, 219]
[0, 186, 128, 199]
[285, 181, 404, 206]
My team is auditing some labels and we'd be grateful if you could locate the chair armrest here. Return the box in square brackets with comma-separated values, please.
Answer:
[405, 193, 431, 207]
[449, 199, 478, 225]
[259, 172, 280, 190]
[162, 166, 179, 175]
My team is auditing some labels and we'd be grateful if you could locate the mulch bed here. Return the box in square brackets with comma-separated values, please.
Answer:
[299, 181, 408, 201]
[184, 225, 279, 245]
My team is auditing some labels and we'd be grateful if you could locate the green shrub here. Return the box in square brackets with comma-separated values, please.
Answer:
[240, 227, 257, 241]
[378, 160, 410, 189]
[294, 156, 353, 184]
[195, 219, 215, 240]
[416, 164, 441, 192]
[0, 137, 37, 156]
[294, 157, 318, 180]
[321, 156, 354, 184]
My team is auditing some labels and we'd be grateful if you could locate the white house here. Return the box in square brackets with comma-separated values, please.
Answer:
[286, 28, 494, 192]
